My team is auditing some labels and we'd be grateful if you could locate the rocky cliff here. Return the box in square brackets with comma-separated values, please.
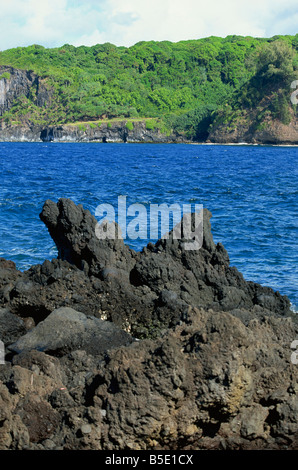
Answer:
[0, 199, 297, 450]
[0, 65, 185, 143]
[0, 120, 185, 143]
[208, 117, 298, 145]
[39, 121, 186, 144]
[0, 117, 186, 144]
[1, 65, 298, 145]
[0, 66, 52, 116]
[2, 116, 298, 145]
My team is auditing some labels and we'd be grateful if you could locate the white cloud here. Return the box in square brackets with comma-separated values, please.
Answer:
[0, 0, 297, 51]
[103, 0, 298, 46]
[73, 30, 107, 48]
[0, 0, 107, 49]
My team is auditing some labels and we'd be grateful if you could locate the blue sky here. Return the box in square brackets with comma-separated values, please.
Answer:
[1, 0, 298, 50]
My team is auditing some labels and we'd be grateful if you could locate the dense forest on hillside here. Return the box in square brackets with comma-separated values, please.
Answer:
[0, 34, 298, 140]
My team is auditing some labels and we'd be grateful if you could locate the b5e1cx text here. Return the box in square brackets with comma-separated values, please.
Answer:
[148, 455, 193, 465]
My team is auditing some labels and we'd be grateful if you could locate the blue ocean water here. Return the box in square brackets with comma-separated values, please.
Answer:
[0, 142, 297, 311]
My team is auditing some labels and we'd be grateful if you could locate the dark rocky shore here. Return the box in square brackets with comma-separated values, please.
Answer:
[0, 120, 187, 144]
[1, 119, 298, 144]
[0, 199, 297, 450]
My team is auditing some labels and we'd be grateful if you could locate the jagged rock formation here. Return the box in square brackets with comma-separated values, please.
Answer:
[0, 199, 297, 450]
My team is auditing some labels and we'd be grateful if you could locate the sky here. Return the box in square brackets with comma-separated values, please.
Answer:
[0, 0, 298, 50]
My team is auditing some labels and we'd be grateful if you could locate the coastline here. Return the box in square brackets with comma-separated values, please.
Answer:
[1, 130, 298, 146]
[1, 118, 298, 145]
[1, 135, 298, 146]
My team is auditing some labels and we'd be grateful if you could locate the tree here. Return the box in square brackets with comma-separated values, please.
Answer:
[256, 40, 297, 84]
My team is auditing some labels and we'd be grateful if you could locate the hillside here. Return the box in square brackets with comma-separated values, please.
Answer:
[208, 39, 298, 143]
[0, 35, 298, 142]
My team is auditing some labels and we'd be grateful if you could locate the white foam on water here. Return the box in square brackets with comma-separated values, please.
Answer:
[290, 303, 298, 314]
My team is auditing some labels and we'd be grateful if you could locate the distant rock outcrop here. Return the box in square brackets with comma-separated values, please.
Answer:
[0, 199, 297, 450]
[208, 116, 298, 145]
[0, 119, 186, 143]
[39, 121, 185, 143]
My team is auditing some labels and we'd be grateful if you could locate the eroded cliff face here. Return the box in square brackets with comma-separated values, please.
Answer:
[0, 66, 52, 117]
[2, 117, 298, 145]
[0, 120, 187, 143]
[0, 68, 33, 116]
[0, 66, 187, 144]
[208, 116, 298, 145]
[40, 121, 187, 143]
[0, 122, 42, 142]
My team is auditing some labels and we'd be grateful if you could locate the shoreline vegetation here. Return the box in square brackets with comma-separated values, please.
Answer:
[0, 34, 298, 144]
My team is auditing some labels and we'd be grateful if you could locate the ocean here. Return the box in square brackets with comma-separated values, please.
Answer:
[0, 142, 297, 311]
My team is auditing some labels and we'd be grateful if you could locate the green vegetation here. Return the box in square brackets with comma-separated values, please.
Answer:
[213, 39, 298, 130]
[0, 35, 297, 139]
[0, 71, 11, 80]
[125, 121, 134, 131]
